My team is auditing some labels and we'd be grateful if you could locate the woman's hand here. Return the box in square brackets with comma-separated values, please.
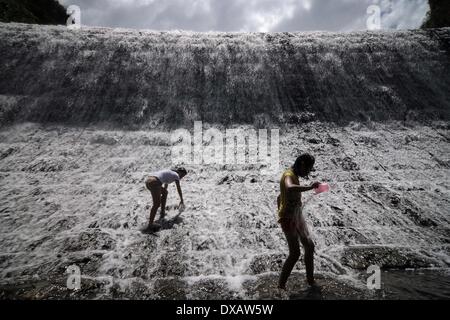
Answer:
[310, 182, 321, 190]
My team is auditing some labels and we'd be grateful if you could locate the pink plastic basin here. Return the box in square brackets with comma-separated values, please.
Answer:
[314, 183, 330, 194]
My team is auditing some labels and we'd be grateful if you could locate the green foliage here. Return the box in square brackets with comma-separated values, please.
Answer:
[422, 0, 450, 28]
[0, 0, 67, 25]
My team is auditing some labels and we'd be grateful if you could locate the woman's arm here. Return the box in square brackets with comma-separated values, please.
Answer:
[175, 180, 184, 204]
[285, 176, 319, 193]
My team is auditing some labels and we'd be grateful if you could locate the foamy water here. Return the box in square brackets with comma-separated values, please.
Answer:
[0, 121, 448, 299]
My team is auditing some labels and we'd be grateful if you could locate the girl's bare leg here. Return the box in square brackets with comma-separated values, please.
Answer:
[296, 213, 315, 285]
[147, 180, 162, 226]
[160, 188, 168, 218]
[278, 219, 301, 289]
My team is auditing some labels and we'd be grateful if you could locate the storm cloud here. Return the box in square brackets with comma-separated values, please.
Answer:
[59, 0, 429, 32]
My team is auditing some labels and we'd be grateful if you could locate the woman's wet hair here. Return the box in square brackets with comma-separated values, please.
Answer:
[292, 154, 315, 176]
[172, 167, 187, 176]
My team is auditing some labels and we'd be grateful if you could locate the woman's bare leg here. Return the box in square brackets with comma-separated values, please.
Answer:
[160, 188, 168, 217]
[146, 180, 161, 225]
[296, 213, 315, 285]
[278, 219, 301, 289]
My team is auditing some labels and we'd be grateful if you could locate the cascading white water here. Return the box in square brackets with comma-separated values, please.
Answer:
[0, 121, 448, 299]
[1, 23, 450, 127]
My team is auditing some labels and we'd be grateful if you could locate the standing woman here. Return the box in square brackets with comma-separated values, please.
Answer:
[277, 154, 320, 289]
[144, 167, 187, 231]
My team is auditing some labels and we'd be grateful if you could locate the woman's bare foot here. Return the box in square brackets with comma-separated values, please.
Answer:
[307, 278, 316, 286]
[141, 223, 161, 233]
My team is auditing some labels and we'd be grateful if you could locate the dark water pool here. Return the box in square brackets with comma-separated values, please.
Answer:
[372, 269, 450, 300]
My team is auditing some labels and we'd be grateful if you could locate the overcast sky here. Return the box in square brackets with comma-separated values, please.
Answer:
[59, 0, 430, 32]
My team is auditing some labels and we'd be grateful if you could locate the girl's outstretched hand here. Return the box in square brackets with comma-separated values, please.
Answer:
[310, 182, 321, 189]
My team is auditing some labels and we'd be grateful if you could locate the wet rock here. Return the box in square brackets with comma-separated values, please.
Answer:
[307, 138, 322, 144]
[375, 191, 438, 227]
[47, 217, 77, 232]
[23, 158, 65, 172]
[248, 253, 285, 275]
[153, 278, 187, 299]
[64, 252, 104, 274]
[137, 134, 171, 146]
[0, 147, 16, 160]
[241, 274, 278, 299]
[428, 153, 450, 168]
[217, 175, 246, 185]
[243, 273, 369, 300]
[0, 253, 15, 269]
[356, 136, 380, 147]
[288, 273, 370, 300]
[390, 196, 401, 206]
[90, 135, 119, 145]
[350, 172, 365, 181]
[341, 246, 438, 270]
[63, 230, 116, 252]
[88, 221, 99, 229]
[106, 221, 121, 230]
[188, 278, 238, 299]
[78, 277, 114, 298]
[331, 215, 345, 227]
[27, 235, 53, 251]
[315, 227, 372, 247]
[332, 157, 360, 171]
[233, 175, 246, 183]
[330, 205, 344, 212]
[403, 208, 437, 227]
[154, 253, 190, 277]
[217, 175, 230, 185]
[404, 134, 420, 144]
[326, 137, 340, 146]
[0, 275, 115, 300]
[109, 280, 152, 299]
[0, 278, 62, 300]
[44, 202, 61, 215]
[286, 112, 316, 124]
[195, 237, 217, 251]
